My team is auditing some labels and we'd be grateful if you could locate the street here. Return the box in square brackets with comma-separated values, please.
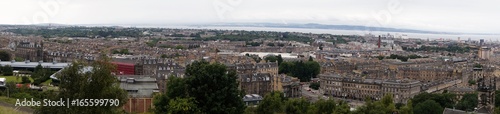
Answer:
[301, 84, 365, 110]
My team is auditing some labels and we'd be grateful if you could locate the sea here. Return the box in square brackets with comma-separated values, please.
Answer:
[116, 25, 500, 41]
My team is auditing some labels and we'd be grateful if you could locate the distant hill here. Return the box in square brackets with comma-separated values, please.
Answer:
[195, 23, 497, 35]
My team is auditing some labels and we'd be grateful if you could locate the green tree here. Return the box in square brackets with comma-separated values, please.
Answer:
[305, 61, 321, 79]
[455, 93, 478, 111]
[264, 56, 278, 63]
[2, 65, 13, 76]
[244, 107, 257, 114]
[308, 56, 314, 61]
[175, 45, 185, 49]
[0, 51, 11, 61]
[334, 101, 351, 114]
[285, 98, 310, 114]
[279, 62, 294, 74]
[381, 93, 397, 113]
[309, 82, 320, 90]
[413, 100, 443, 114]
[36, 58, 128, 114]
[474, 63, 483, 68]
[277, 55, 283, 65]
[21, 76, 31, 84]
[312, 98, 336, 114]
[184, 61, 245, 114]
[155, 61, 245, 114]
[31, 67, 53, 85]
[257, 91, 285, 114]
[14, 57, 24, 62]
[495, 90, 500, 107]
[167, 97, 200, 114]
[279, 61, 321, 82]
[354, 98, 386, 114]
[399, 100, 413, 114]
[161, 54, 168, 58]
[34, 64, 43, 73]
[376, 55, 385, 60]
[411, 92, 456, 109]
[154, 76, 187, 113]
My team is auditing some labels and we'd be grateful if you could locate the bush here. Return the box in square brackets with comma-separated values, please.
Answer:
[2, 65, 13, 76]
[11, 92, 33, 99]
[21, 76, 31, 84]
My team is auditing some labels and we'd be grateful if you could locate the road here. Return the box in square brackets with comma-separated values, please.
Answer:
[301, 83, 365, 109]
[0, 101, 34, 114]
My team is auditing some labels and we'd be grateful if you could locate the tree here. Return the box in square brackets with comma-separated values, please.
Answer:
[2, 65, 13, 76]
[36, 58, 128, 114]
[468, 79, 476, 85]
[161, 54, 168, 58]
[155, 61, 245, 114]
[34, 64, 43, 73]
[21, 76, 31, 84]
[184, 61, 245, 114]
[474, 63, 483, 68]
[31, 67, 53, 85]
[175, 45, 185, 49]
[312, 98, 336, 114]
[0, 51, 11, 61]
[308, 56, 314, 61]
[277, 55, 283, 65]
[154, 76, 187, 113]
[376, 55, 385, 60]
[380, 93, 397, 113]
[279, 62, 294, 74]
[257, 91, 285, 114]
[309, 82, 320, 90]
[167, 97, 200, 114]
[334, 101, 351, 114]
[496, 90, 500, 107]
[354, 98, 386, 114]
[455, 93, 478, 111]
[411, 92, 456, 109]
[413, 100, 443, 114]
[285, 98, 310, 114]
[399, 100, 413, 114]
[279, 61, 321, 82]
[14, 57, 24, 62]
[264, 56, 278, 63]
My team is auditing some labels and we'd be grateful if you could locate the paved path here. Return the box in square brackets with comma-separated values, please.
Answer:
[0, 101, 34, 114]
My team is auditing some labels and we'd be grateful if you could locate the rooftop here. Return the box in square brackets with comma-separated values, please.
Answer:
[0, 61, 70, 69]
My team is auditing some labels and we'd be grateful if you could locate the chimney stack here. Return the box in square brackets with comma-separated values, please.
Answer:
[378, 35, 381, 48]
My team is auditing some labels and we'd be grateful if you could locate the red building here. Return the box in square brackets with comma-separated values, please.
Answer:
[112, 62, 135, 75]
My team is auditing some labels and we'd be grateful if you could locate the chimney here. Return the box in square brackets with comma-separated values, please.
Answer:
[378, 35, 381, 48]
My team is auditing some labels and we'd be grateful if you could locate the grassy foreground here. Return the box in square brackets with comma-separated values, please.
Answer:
[0, 76, 33, 83]
[0, 105, 28, 114]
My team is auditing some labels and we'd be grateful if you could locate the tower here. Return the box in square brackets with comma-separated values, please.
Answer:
[477, 76, 495, 113]
[378, 35, 381, 48]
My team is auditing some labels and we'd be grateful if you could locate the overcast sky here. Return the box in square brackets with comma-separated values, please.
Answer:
[1, 0, 499, 33]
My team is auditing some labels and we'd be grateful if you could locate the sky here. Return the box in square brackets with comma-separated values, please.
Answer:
[1, 0, 499, 33]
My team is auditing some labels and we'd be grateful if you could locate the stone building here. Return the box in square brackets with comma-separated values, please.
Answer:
[239, 73, 272, 96]
[381, 79, 421, 103]
[13, 41, 44, 62]
[281, 75, 301, 98]
[397, 66, 455, 83]
[319, 73, 421, 103]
